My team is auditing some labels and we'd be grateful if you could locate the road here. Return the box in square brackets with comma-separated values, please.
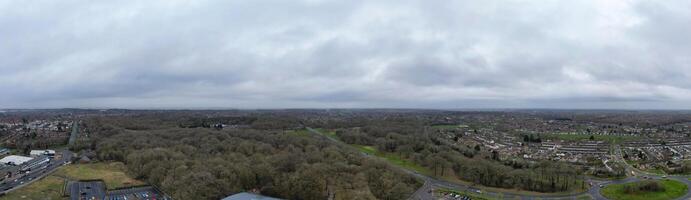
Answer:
[68, 121, 79, 146]
[586, 146, 691, 200]
[307, 128, 591, 200]
[308, 128, 691, 200]
[0, 149, 73, 194]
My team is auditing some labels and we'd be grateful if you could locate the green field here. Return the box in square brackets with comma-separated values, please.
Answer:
[285, 129, 310, 137]
[1, 175, 66, 200]
[644, 168, 667, 175]
[353, 144, 377, 155]
[310, 128, 431, 175]
[576, 194, 594, 200]
[4, 162, 142, 199]
[53, 162, 143, 189]
[354, 144, 431, 174]
[314, 128, 340, 141]
[600, 179, 688, 200]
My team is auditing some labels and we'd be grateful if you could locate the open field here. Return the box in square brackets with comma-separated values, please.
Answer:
[1, 175, 67, 200]
[576, 194, 593, 200]
[311, 129, 432, 175]
[314, 128, 340, 141]
[644, 168, 667, 175]
[53, 162, 143, 189]
[354, 144, 431, 175]
[284, 129, 310, 137]
[600, 179, 688, 200]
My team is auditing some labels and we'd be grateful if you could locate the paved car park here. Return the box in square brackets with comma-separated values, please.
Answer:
[69, 181, 170, 200]
[107, 186, 170, 200]
[69, 181, 107, 200]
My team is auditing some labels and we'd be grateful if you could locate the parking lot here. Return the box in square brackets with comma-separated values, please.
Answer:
[106, 186, 169, 200]
[68, 181, 170, 200]
[69, 181, 107, 200]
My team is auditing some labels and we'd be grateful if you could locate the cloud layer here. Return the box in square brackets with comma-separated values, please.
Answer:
[1, 0, 690, 109]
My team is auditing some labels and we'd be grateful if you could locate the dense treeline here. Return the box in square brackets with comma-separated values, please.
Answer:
[89, 118, 419, 200]
[333, 118, 586, 193]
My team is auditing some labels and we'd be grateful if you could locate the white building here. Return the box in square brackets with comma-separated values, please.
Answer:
[0, 155, 34, 166]
[21, 156, 50, 171]
[30, 150, 56, 157]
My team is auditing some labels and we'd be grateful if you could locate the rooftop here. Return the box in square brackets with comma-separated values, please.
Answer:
[0, 155, 33, 165]
[221, 192, 282, 200]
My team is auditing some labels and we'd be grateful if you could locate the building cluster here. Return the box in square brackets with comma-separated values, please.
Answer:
[0, 119, 72, 149]
[622, 139, 691, 172]
[441, 124, 611, 165]
[431, 112, 691, 177]
[0, 148, 55, 182]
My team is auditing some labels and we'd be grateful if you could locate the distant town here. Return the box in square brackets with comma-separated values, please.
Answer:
[0, 109, 690, 200]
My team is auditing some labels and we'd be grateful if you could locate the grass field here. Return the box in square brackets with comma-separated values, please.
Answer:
[600, 179, 688, 200]
[1, 175, 67, 200]
[576, 194, 594, 200]
[353, 144, 431, 175]
[314, 128, 340, 141]
[4, 162, 143, 199]
[54, 162, 143, 189]
[309, 128, 432, 175]
[285, 129, 310, 137]
[644, 168, 667, 175]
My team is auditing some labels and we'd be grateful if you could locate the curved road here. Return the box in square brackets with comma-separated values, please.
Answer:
[308, 128, 691, 200]
[587, 147, 691, 200]
[308, 128, 593, 200]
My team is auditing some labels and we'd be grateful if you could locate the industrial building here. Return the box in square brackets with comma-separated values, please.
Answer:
[20, 155, 50, 172]
[0, 155, 34, 166]
[30, 149, 56, 157]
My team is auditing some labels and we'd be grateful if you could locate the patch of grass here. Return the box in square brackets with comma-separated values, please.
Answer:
[576, 194, 593, 200]
[53, 162, 144, 189]
[310, 128, 340, 141]
[600, 179, 688, 200]
[352, 144, 377, 155]
[310, 128, 432, 176]
[2, 175, 67, 200]
[644, 168, 667, 175]
[352, 144, 431, 175]
[285, 129, 310, 137]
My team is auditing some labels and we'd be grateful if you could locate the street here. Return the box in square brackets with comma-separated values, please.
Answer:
[308, 127, 691, 200]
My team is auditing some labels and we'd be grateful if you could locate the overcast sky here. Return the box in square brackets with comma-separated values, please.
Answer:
[1, 0, 690, 109]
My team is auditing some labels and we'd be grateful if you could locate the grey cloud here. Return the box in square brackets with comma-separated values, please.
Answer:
[1, 0, 691, 109]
